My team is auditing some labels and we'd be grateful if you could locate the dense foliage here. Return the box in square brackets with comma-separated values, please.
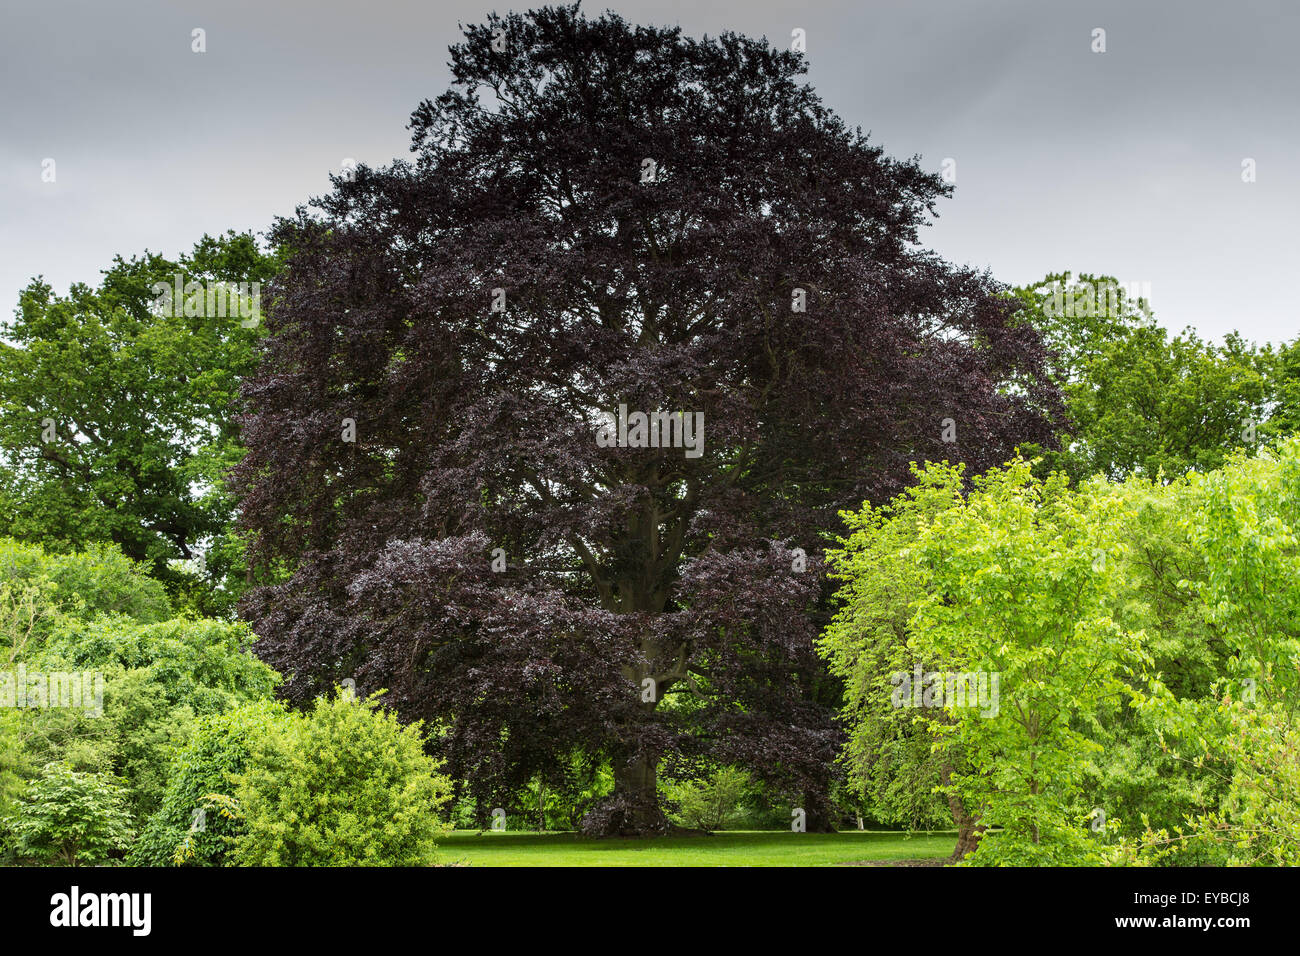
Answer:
[233, 4, 1061, 834]
[0, 232, 280, 614]
[229, 693, 453, 866]
[823, 438, 1300, 864]
[131, 700, 285, 867]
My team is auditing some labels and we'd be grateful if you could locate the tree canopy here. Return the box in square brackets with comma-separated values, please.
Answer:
[1013, 272, 1274, 482]
[235, 5, 1063, 833]
[0, 232, 281, 614]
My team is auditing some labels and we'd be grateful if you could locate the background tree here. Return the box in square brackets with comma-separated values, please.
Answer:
[1013, 272, 1273, 482]
[0, 232, 281, 614]
[235, 5, 1062, 833]
[1266, 336, 1300, 440]
[663, 766, 750, 833]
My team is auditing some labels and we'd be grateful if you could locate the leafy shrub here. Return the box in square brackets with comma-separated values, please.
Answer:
[231, 692, 453, 866]
[665, 767, 751, 832]
[10, 616, 280, 829]
[1197, 699, 1300, 864]
[130, 699, 284, 866]
[39, 616, 278, 713]
[0, 538, 171, 628]
[7, 761, 133, 865]
[1119, 685, 1300, 866]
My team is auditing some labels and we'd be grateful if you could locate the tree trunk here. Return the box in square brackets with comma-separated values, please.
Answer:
[604, 752, 670, 835]
[614, 754, 656, 804]
[591, 633, 673, 836]
[802, 789, 837, 833]
[940, 764, 984, 863]
[949, 813, 984, 863]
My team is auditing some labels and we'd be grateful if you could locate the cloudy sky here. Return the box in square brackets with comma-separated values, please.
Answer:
[2, 0, 1295, 343]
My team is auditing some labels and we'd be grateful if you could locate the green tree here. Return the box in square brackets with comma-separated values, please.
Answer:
[132, 700, 285, 867]
[1192, 438, 1300, 700]
[1077, 474, 1226, 854]
[1182, 692, 1300, 865]
[0, 232, 281, 614]
[1120, 441, 1300, 863]
[906, 462, 1150, 864]
[0, 538, 278, 835]
[7, 761, 133, 865]
[825, 459, 1153, 864]
[40, 615, 279, 715]
[1267, 337, 1300, 439]
[1013, 272, 1273, 482]
[825, 438, 1300, 866]
[820, 462, 977, 855]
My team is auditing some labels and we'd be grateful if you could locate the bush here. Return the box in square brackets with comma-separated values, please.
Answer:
[1119, 688, 1300, 866]
[7, 761, 133, 865]
[40, 616, 278, 714]
[666, 767, 750, 832]
[130, 699, 284, 866]
[11, 616, 280, 830]
[0, 538, 171, 628]
[231, 692, 453, 866]
[1204, 697, 1300, 864]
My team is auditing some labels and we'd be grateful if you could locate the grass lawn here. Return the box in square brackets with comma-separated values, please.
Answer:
[439, 829, 955, 866]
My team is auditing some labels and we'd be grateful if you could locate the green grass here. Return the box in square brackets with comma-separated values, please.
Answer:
[438, 829, 955, 866]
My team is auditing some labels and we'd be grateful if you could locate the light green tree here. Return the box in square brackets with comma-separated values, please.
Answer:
[905, 462, 1150, 864]
[820, 462, 978, 856]
[8, 761, 134, 865]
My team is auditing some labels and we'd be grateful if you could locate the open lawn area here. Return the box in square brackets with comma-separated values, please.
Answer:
[438, 830, 955, 867]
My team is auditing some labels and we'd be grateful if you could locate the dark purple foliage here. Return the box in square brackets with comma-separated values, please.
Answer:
[234, 5, 1062, 833]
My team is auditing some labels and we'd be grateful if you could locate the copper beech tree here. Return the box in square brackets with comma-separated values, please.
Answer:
[234, 5, 1062, 834]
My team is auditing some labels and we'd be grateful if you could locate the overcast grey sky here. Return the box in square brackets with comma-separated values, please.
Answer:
[1, 0, 1295, 343]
